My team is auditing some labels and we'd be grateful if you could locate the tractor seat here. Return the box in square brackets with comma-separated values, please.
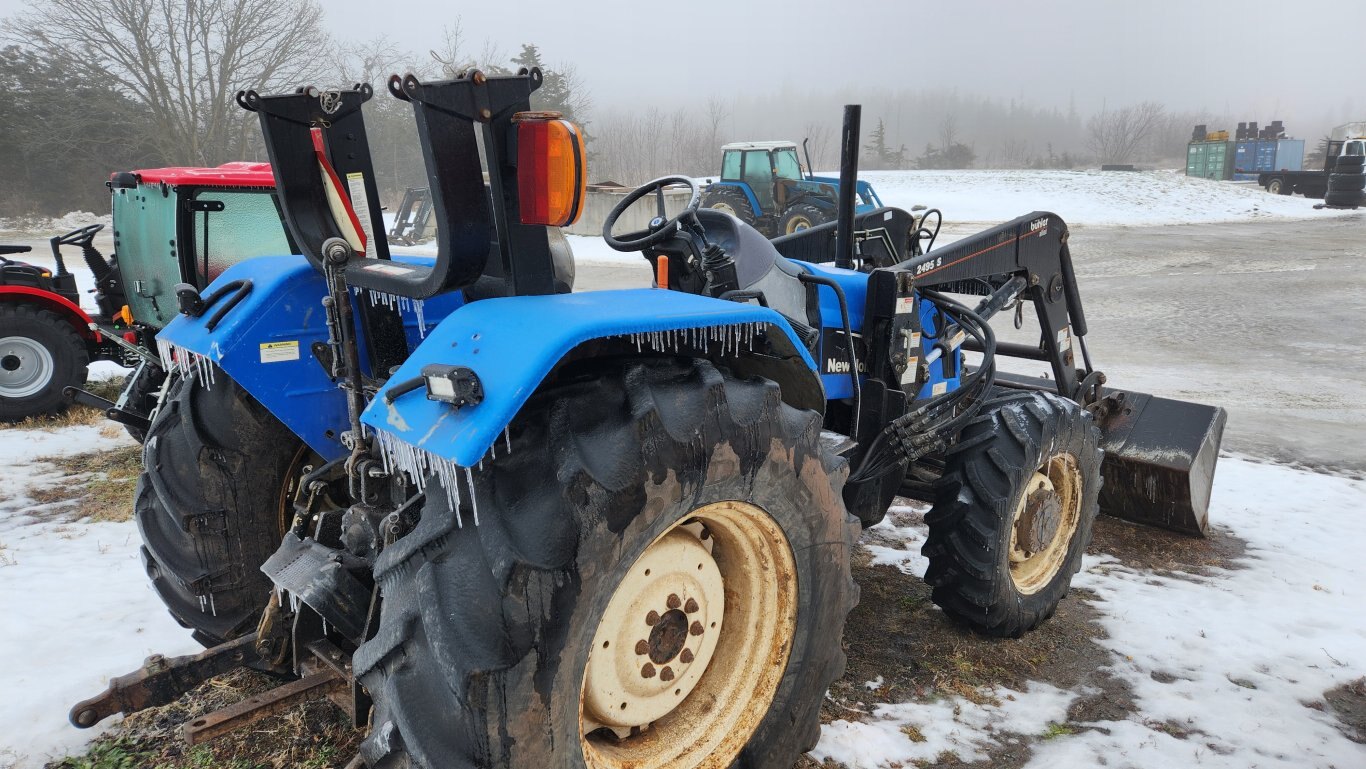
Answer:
[694, 209, 816, 332]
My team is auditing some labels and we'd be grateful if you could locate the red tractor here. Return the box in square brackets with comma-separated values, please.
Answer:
[1, 162, 300, 428]
[0, 225, 135, 421]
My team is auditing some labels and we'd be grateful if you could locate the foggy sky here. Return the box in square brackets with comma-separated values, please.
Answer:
[3, 0, 1358, 126]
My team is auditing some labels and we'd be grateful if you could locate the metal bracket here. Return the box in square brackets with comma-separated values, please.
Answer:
[68, 634, 260, 729]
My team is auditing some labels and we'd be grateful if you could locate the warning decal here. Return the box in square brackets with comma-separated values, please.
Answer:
[345, 172, 376, 259]
[260, 340, 300, 363]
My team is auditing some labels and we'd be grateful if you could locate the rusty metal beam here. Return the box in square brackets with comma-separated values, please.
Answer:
[183, 668, 344, 746]
[69, 634, 259, 729]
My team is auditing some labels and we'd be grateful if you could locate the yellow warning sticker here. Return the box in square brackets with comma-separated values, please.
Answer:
[259, 340, 300, 363]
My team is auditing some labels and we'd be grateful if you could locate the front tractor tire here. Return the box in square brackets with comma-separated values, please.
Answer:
[0, 303, 89, 422]
[135, 372, 307, 645]
[922, 390, 1102, 638]
[778, 203, 829, 235]
[700, 186, 757, 225]
[354, 359, 859, 769]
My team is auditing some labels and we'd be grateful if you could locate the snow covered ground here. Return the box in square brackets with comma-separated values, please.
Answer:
[816, 456, 1366, 768]
[858, 169, 1355, 227]
[0, 427, 199, 769]
[0, 212, 110, 238]
[1, 424, 1362, 767]
[568, 169, 1358, 267]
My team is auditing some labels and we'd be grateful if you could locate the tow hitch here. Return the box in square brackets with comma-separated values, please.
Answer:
[69, 612, 358, 746]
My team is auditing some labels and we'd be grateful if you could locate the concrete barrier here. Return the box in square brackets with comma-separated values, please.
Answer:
[566, 185, 694, 237]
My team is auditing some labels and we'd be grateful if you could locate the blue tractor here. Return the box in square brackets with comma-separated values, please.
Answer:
[73, 72, 1226, 768]
[701, 140, 887, 237]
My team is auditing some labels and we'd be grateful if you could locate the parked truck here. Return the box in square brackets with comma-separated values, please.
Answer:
[1254, 123, 1366, 200]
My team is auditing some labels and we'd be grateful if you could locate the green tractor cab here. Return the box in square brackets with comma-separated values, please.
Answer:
[58, 163, 300, 436]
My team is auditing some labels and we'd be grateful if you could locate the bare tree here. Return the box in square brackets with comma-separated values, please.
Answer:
[6, 0, 333, 166]
[1148, 109, 1221, 164]
[1087, 101, 1167, 164]
[801, 120, 831, 172]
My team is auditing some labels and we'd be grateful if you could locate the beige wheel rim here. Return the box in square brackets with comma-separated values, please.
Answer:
[785, 215, 813, 234]
[580, 500, 797, 768]
[1007, 452, 1082, 594]
[708, 201, 737, 216]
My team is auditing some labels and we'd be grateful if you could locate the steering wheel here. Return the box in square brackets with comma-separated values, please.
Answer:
[601, 176, 701, 252]
[52, 223, 105, 246]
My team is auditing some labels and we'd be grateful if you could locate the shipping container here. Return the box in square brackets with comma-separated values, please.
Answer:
[1186, 142, 1206, 177]
[1235, 140, 1257, 172]
[1187, 140, 1235, 180]
[1275, 139, 1305, 171]
[1255, 140, 1277, 171]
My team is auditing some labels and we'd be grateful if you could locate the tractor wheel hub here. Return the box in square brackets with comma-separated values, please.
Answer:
[579, 501, 798, 766]
[1016, 487, 1064, 555]
[0, 336, 54, 398]
[581, 525, 724, 731]
[1007, 453, 1083, 594]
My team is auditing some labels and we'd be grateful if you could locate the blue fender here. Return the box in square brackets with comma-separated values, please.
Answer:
[154, 255, 461, 461]
[360, 288, 819, 470]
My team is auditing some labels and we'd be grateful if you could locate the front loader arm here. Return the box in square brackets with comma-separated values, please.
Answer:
[900, 211, 1227, 536]
[900, 212, 1086, 397]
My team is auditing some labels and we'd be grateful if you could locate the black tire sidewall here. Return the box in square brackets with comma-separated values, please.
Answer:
[1328, 173, 1365, 191]
[925, 392, 1102, 636]
[136, 371, 305, 643]
[0, 303, 89, 421]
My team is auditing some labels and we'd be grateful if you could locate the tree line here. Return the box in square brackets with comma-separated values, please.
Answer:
[0, 0, 1294, 219]
[0, 1, 589, 218]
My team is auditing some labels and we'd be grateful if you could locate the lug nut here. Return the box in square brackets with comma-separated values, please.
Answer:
[635, 640, 650, 656]
[646, 611, 660, 626]
[684, 598, 699, 613]
[641, 663, 656, 679]
[660, 667, 674, 682]
[667, 594, 681, 609]
[689, 621, 703, 636]
[680, 649, 694, 664]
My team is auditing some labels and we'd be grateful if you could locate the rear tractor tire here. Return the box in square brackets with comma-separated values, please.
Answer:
[354, 358, 860, 769]
[135, 372, 309, 645]
[0, 303, 89, 422]
[778, 203, 830, 235]
[922, 390, 1102, 638]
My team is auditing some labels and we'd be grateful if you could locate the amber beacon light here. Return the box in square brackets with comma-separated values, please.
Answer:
[516, 112, 587, 227]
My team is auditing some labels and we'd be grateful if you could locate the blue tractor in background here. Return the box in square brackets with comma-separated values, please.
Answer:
[700, 140, 887, 236]
[72, 70, 1227, 769]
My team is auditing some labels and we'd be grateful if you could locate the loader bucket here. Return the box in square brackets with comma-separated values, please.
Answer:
[1092, 389, 1228, 536]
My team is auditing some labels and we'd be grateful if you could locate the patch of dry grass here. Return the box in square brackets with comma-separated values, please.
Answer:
[47, 668, 361, 769]
[27, 445, 143, 522]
